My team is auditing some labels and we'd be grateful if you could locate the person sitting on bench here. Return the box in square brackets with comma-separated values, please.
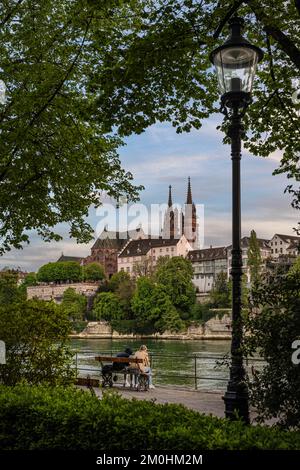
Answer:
[131, 345, 155, 389]
[112, 347, 133, 387]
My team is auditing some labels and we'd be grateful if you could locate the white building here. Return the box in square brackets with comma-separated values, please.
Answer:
[227, 236, 271, 283]
[269, 233, 300, 258]
[118, 235, 192, 277]
[187, 247, 227, 293]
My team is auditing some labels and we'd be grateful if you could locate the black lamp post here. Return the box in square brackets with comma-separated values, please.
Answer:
[210, 17, 263, 423]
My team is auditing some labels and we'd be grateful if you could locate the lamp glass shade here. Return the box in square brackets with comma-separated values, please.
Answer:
[213, 45, 259, 95]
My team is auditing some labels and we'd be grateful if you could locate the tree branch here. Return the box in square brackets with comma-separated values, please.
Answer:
[0, 0, 24, 28]
[213, 0, 245, 39]
[247, 0, 300, 70]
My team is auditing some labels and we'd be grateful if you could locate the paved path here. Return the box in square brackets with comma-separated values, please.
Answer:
[90, 385, 228, 419]
[78, 385, 274, 425]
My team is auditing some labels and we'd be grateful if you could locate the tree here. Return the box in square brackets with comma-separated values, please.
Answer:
[210, 271, 230, 308]
[82, 262, 105, 282]
[155, 257, 196, 317]
[132, 258, 155, 277]
[37, 261, 82, 283]
[0, 299, 74, 386]
[131, 276, 185, 332]
[61, 287, 87, 321]
[0, 270, 23, 305]
[247, 230, 262, 285]
[90, 1, 300, 211]
[0, 1, 142, 254]
[108, 271, 131, 292]
[18, 272, 38, 298]
[155, 306, 186, 333]
[244, 260, 300, 428]
[93, 292, 123, 321]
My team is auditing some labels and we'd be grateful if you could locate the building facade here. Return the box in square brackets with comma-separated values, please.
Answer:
[269, 233, 300, 258]
[118, 235, 192, 277]
[187, 247, 227, 293]
[227, 236, 272, 283]
[83, 227, 146, 278]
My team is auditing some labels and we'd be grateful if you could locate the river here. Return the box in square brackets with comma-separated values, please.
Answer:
[71, 338, 236, 391]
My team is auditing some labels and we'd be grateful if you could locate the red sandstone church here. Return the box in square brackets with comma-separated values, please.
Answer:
[58, 178, 199, 278]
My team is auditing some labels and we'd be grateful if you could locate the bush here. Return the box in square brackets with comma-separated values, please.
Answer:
[0, 385, 300, 450]
[82, 262, 105, 281]
[244, 259, 300, 429]
[71, 320, 88, 333]
[0, 300, 74, 386]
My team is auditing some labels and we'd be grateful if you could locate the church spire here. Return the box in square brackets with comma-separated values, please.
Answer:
[186, 177, 192, 204]
[168, 185, 173, 207]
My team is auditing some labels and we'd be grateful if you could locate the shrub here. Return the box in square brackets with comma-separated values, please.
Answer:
[244, 259, 300, 429]
[82, 262, 105, 281]
[0, 385, 300, 450]
[0, 300, 74, 386]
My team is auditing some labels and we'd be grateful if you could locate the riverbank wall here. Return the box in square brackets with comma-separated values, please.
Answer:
[71, 316, 232, 340]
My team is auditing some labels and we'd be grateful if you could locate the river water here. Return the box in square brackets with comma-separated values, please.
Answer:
[71, 338, 236, 391]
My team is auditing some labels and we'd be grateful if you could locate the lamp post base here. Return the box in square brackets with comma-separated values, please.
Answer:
[223, 387, 250, 424]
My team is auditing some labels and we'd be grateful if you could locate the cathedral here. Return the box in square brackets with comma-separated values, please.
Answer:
[62, 178, 199, 278]
[162, 177, 199, 249]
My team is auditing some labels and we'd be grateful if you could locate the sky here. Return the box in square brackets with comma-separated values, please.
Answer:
[1, 113, 298, 272]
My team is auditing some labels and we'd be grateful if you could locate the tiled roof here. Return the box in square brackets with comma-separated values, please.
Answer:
[227, 237, 271, 250]
[287, 240, 300, 251]
[272, 234, 300, 243]
[92, 228, 143, 251]
[119, 238, 178, 258]
[57, 255, 83, 263]
[187, 246, 227, 262]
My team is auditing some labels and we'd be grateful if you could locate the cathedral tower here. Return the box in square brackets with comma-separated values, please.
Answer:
[182, 177, 198, 248]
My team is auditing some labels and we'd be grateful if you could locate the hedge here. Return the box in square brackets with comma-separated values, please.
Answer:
[0, 385, 300, 450]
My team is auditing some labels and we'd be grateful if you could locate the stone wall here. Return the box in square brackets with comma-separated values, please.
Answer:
[27, 282, 100, 303]
[74, 316, 232, 340]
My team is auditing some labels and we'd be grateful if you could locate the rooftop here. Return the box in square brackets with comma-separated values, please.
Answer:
[227, 237, 271, 250]
[272, 233, 300, 243]
[187, 247, 227, 262]
[57, 255, 83, 263]
[92, 228, 144, 251]
[119, 238, 179, 258]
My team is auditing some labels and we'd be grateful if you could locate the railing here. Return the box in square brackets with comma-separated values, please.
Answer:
[73, 349, 264, 392]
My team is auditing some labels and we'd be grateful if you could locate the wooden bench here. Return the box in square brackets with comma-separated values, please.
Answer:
[95, 356, 149, 391]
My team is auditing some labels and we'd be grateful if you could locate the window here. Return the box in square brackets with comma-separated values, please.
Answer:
[280, 248, 283, 253]
[275, 248, 278, 253]
[126, 267, 130, 272]
[166, 248, 169, 252]
[280, 241, 282, 245]
[160, 248, 162, 252]
[271, 249, 274, 254]
[171, 247, 174, 252]
[121, 267, 124, 271]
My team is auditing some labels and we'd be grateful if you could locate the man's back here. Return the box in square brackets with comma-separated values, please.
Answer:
[112, 351, 131, 371]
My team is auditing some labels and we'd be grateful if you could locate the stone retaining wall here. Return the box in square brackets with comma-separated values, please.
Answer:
[27, 283, 100, 303]
[74, 316, 232, 340]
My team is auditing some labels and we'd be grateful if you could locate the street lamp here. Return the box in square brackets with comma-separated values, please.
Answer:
[210, 16, 263, 423]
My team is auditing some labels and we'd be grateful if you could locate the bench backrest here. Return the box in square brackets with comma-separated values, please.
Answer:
[95, 356, 143, 363]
